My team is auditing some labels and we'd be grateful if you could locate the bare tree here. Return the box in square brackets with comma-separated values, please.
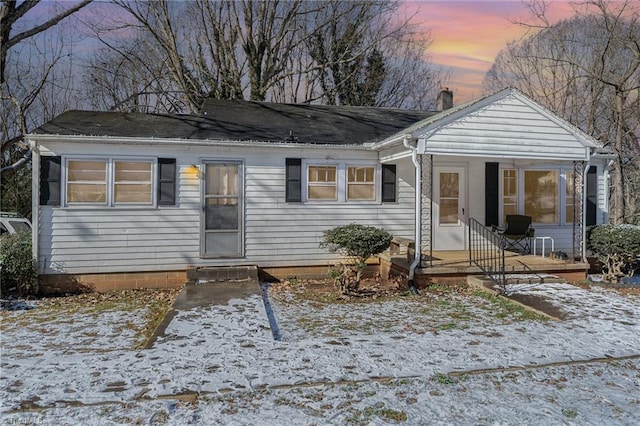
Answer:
[86, 0, 446, 112]
[1, 0, 92, 181]
[0, 0, 92, 84]
[303, 0, 446, 109]
[484, 0, 640, 224]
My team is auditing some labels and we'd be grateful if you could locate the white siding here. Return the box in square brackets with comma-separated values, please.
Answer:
[416, 93, 590, 161]
[467, 160, 485, 222]
[37, 142, 416, 274]
[595, 161, 609, 224]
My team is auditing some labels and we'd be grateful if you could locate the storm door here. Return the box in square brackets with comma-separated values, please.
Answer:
[202, 162, 243, 257]
[433, 166, 467, 251]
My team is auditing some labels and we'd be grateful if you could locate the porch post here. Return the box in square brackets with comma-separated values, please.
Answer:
[422, 154, 433, 267]
[573, 160, 588, 262]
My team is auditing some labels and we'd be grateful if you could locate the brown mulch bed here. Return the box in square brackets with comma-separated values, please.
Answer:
[270, 273, 411, 302]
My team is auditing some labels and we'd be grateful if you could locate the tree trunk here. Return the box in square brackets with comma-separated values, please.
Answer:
[611, 89, 626, 224]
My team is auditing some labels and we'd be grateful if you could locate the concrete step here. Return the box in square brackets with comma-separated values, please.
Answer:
[468, 273, 566, 294]
[186, 265, 259, 285]
[502, 273, 566, 285]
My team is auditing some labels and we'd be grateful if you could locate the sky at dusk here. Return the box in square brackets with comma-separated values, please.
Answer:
[405, 0, 578, 104]
[21, 0, 582, 107]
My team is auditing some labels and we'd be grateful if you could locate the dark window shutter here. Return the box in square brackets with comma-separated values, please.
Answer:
[157, 158, 176, 206]
[285, 158, 302, 202]
[40, 156, 61, 206]
[381, 164, 397, 202]
[586, 166, 597, 226]
[485, 162, 499, 227]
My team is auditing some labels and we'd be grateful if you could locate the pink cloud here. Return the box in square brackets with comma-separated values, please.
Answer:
[404, 0, 578, 104]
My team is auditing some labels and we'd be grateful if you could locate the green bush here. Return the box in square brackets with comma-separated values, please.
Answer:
[0, 232, 38, 296]
[587, 224, 640, 283]
[320, 223, 392, 294]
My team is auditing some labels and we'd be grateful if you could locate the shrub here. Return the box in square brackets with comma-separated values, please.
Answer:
[587, 224, 640, 283]
[0, 232, 38, 296]
[320, 223, 392, 294]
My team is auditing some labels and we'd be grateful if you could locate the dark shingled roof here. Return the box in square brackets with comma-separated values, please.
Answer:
[34, 99, 436, 145]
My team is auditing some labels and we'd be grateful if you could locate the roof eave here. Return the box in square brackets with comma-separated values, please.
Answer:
[26, 134, 371, 150]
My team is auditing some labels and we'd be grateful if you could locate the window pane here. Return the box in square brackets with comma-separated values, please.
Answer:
[114, 161, 152, 204]
[67, 160, 107, 203]
[566, 170, 575, 224]
[207, 164, 238, 196]
[68, 160, 106, 181]
[524, 170, 558, 224]
[206, 198, 238, 230]
[67, 183, 107, 203]
[308, 165, 337, 200]
[113, 161, 153, 204]
[309, 185, 337, 200]
[504, 204, 518, 217]
[347, 166, 375, 200]
[502, 169, 518, 223]
[440, 199, 458, 224]
[347, 184, 375, 200]
[309, 166, 336, 183]
[114, 184, 152, 203]
[439, 172, 459, 224]
[440, 173, 459, 198]
[115, 161, 151, 182]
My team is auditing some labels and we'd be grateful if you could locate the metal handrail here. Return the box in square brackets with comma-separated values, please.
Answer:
[469, 218, 506, 293]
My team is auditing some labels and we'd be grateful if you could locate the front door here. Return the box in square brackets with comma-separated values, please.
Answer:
[202, 161, 243, 257]
[433, 166, 466, 250]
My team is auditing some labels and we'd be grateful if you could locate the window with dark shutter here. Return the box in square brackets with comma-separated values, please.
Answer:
[40, 156, 61, 206]
[485, 162, 499, 227]
[157, 158, 176, 206]
[285, 158, 302, 202]
[381, 164, 397, 202]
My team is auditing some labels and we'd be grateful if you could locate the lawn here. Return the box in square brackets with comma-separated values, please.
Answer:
[1, 282, 639, 425]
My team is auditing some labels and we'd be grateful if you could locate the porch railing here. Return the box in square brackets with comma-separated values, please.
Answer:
[469, 218, 506, 293]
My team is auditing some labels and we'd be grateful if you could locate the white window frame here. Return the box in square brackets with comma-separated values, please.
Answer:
[346, 165, 377, 201]
[113, 160, 154, 205]
[65, 158, 109, 206]
[306, 163, 339, 201]
[302, 160, 380, 203]
[63, 157, 157, 207]
[499, 166, 576, 226]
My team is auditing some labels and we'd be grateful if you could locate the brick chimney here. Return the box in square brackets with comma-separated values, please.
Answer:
[436, 88, 453, 111]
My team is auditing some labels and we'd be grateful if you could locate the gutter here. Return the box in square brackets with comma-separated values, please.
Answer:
[403, 136, 421, 294]
[26, 134, 370, 151]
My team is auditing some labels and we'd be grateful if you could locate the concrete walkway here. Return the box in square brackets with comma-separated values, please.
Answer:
[145, 279, 261, 348]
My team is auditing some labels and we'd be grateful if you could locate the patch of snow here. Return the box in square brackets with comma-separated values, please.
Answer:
[1, 283, 639, 424]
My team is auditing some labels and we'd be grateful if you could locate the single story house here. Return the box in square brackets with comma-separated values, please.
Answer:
[28, 88, 611, 292]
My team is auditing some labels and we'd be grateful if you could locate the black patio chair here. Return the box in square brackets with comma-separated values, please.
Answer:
[492, 215, 535, 254]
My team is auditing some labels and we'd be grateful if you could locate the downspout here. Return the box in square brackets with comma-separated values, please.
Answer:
[581, 158, 590, 263]
[30, 140, 40, 271]
[403, 137, 421, 293]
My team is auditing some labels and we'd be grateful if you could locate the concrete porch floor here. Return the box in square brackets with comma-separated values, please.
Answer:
[382, 250, 590, 285]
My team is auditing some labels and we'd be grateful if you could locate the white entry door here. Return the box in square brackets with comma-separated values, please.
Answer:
[433, 166, 466, 251]
[202, 161, 243, 257]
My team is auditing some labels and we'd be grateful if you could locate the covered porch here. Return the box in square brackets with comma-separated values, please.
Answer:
[374, 88, 604, 289]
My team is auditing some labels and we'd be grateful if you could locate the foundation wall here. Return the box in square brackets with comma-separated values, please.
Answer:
[39, 271, 186, 295]
[38, 258, 587, 295]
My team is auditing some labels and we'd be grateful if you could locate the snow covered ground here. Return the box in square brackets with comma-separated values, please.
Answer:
[1, 282, 639, 425]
